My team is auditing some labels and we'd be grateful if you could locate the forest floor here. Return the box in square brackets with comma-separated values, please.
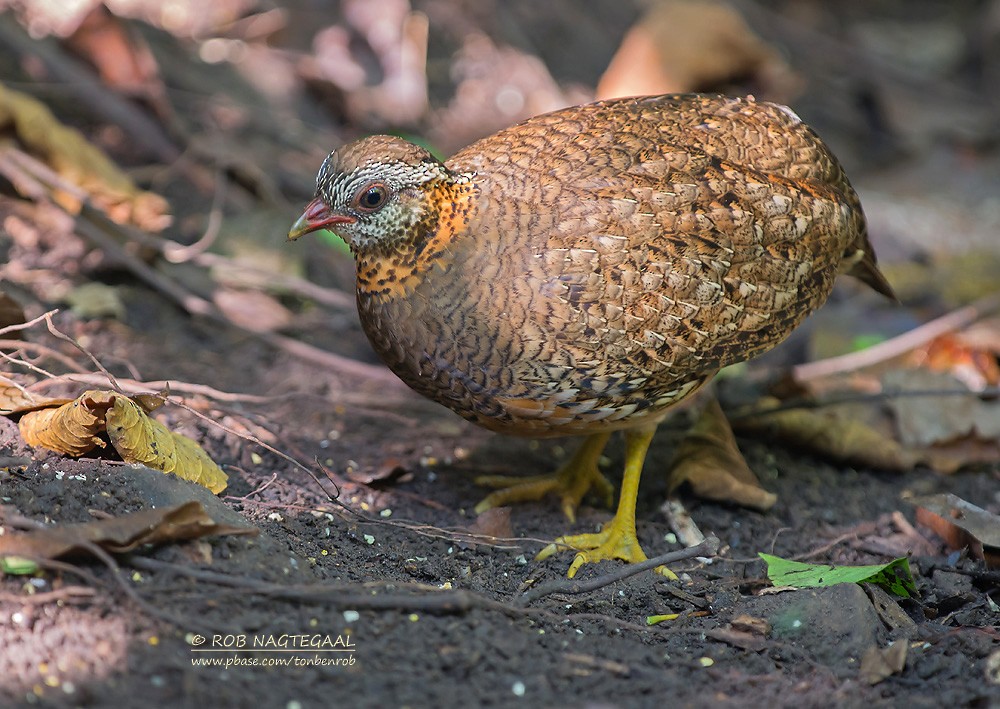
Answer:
[0, 1, 998, 707]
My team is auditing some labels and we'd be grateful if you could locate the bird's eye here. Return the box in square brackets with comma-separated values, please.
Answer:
[352, 182, 390, 213]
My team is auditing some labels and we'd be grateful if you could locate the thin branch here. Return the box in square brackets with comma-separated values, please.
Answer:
[0, 338, 89, 374]
[162, 169, 226, 262]
[793, 290, 1000, 382]
[41, 312, 124, 393]
[517, 536, 720, 606]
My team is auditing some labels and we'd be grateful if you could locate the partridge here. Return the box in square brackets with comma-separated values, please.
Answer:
[289, 93, 894, 577]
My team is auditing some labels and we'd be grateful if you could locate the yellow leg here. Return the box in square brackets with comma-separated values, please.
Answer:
[537, 425, 673, 578]
[474, 432, 614, 522]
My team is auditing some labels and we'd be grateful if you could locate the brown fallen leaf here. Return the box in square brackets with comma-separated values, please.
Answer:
[65, 5, 166, 105]
[345, 458, 409, 485]
[16, 389, 228, 493]
[667, 396, 777, 511]
[597, 0, 798, 101]
[0, 501, 255, 560]
[213, 287, 293, 334]
[860, 639, 908, 685]
[733, 397, 915, 472]
[912, 493, 1000, 568]
[730, 614, 771, 636]
[468, 507, 513, 540]
[882, 369, 1000, 473]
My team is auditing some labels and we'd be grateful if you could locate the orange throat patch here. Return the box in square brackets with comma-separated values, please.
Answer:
[355, 179, 477, 301]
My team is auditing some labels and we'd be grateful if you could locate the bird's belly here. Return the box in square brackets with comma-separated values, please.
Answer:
[359, 292, 712, 436]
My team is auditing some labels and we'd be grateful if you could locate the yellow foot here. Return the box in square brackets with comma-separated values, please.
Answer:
[534, 424, 677, 579]
[473, 432, 613, 522]
[536, 517, 677, 579]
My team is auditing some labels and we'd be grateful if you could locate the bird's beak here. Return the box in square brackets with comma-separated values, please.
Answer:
[288, 197, 356, 240]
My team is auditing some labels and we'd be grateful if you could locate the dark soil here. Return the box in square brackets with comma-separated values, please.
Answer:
[1, 1, 999, 708]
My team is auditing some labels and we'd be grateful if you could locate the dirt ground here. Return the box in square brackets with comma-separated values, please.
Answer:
[1, 1, 999, 707]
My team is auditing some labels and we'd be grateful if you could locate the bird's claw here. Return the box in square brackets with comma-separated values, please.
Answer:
[535, 522, 677, 579]
[474, 464, 614, 523]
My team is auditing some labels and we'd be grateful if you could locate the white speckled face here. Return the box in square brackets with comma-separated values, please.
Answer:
[314, 138, 449, 252]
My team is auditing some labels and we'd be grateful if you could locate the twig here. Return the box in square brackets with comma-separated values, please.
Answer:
[183, 251, 356, 310]
[128, 556, 516, 615]
[0, 586, 96, 605]
[40, 312, 124, 392]
[793, 290, 1000, 382]
[0, 310, 60, 338]
[161, 169, 226, 262]
[257, 330, 403, 385]
[74, 216, 218, 317]
[0, 338, 89, 374]
[516, 536, 720, 606]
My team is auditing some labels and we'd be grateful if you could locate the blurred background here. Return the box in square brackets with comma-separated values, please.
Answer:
[0, 0, 998, 435]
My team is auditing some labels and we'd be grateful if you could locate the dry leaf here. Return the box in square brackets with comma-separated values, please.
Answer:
[703, 628, 768, 651]
[213, 287, 293, 333]
[733, 397, 915, 472]
[19, 391, 110, 456]
[912, 493, 1000, 568]
[0, 501, 255, 560]
[65, 282, 126, 320]
[667, 396, 777, 511]
[881, 368, 1000, 473]
[0, 81, 169, 230]
[468, 507, 513, 540]
[860, 640, 908, 685]
[597, 0, 798, 101]
[16, 389, 227, 493]
[65, 5, 164, 102]
[884, 368, 1000, 445]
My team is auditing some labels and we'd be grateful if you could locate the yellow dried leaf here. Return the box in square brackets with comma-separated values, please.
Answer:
[18, 390, 113, 455]
[106, 396, 227, 493]
[0, 81, 170, 230]
[667, 396, 777, 511]
[9, 388, 226, 493]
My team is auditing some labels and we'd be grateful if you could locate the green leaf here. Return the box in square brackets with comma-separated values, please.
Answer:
[759, 553, 917, 598]
[316, 229, 352, 254]
[1, 556, 39, 575]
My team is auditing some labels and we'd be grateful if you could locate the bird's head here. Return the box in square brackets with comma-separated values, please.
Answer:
[288, 135, 454, 255]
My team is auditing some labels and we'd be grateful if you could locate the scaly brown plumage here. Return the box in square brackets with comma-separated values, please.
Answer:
[290, 93, 893, 577]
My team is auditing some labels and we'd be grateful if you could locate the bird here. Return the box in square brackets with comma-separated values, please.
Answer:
[289, 93, 894, 578]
